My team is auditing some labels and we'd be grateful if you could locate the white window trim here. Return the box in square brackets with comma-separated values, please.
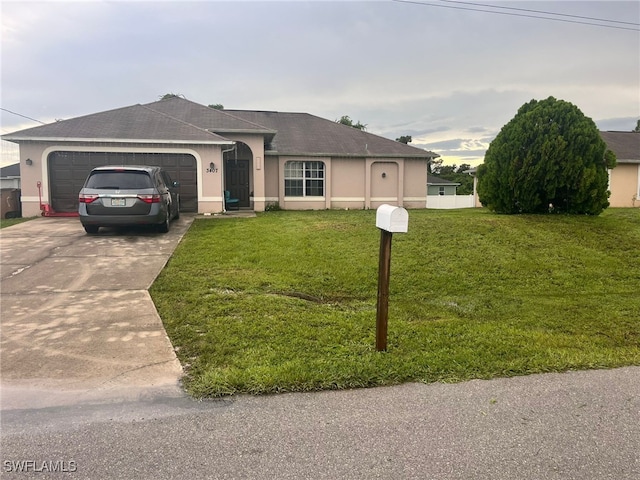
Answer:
[284, 160, 325, 197]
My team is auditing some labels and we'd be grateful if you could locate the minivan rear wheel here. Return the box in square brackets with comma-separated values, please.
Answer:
[157, 211, 170, 233]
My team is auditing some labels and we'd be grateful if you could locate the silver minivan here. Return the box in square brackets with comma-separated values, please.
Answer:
[78, 165, 180, 234]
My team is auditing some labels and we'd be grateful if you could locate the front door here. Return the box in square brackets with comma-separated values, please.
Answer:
[225, 159, 250, 208]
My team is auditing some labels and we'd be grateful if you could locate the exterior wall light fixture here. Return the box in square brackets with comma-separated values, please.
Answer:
[25, 158, 33, 166]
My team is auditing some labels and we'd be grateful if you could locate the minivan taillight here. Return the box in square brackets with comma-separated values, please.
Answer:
[79, 194, 99, 203]
[137, 194, 161, 204]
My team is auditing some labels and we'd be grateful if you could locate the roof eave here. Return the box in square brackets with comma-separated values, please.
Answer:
[209, 128, 277, 135]
[2, 136, 235, 145]
[265, 151, 437, 159]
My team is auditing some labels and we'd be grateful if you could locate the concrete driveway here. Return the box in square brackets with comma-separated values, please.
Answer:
[0, 216, 194, 410]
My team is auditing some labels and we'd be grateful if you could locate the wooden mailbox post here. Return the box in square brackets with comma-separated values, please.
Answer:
[375, 204, 409, 352]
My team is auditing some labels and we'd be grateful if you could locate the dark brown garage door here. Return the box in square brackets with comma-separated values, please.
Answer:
[48, 151, 198, 213]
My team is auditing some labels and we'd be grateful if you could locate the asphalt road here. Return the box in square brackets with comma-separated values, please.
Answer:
[2, 367, 639, 479]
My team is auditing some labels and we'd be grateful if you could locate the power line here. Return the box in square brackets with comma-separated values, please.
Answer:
[0, 107, 45, 124]
[393, 0, 640, 32]
[440, 0, 640, 27]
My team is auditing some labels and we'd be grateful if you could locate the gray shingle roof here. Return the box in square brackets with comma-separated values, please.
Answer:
[2, 103, 231, 144]
[600, 131, 640, 163]
[427, 175, 460, 186]
[2, 97, 438, 159]
[144, 98, 276, 135]
[225, 109, 437, 158]
[0, 163, 20, 178]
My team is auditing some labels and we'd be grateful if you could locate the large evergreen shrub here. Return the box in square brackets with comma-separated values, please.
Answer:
[478, 97, 616, 215]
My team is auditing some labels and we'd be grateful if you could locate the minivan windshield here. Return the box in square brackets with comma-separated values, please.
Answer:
[85, 171, 154, 189]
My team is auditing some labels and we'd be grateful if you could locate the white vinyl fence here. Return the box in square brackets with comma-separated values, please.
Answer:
[426, 195, 475, 209]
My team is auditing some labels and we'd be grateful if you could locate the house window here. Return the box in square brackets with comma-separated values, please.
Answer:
[439, 186, 445, 196]
[285, 161, 324, 197]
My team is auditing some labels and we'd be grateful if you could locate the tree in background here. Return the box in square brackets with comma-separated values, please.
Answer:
[396, 135, 412, 144]
[337, 115, 367, 131]
[209, 104, 224, 110]
[634, 120, 640, 132]
[159, 93, 185, 100]
[428, 157, 443, 175]
[477, 97, 615, 215]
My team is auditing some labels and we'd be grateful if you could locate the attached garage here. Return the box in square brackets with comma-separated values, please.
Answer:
[48, 151, 198, 213]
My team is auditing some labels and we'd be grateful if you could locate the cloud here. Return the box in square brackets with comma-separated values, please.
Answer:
[596, 117, 638, 132]
[413, 137, 491, 167]
[1, 0, 638, 168]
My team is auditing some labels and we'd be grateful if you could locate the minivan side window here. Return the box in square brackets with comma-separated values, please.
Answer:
[161, 171, 174, 188]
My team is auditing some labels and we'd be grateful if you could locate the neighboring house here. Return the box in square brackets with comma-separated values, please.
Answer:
[600, 131, 640, 208]
[427, 175, 459, 196]
[426, 174, 474, 209]
[0, 162, 22, 218]
[0, 163, 20, 189]
[1, 98, 439, 217]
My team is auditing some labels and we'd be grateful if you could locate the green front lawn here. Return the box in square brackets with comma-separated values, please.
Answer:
[0, 216, 35, 229]
[150, 208, 640, 397]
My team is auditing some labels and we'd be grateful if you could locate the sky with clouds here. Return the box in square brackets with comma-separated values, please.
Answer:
[1, 0, 639, 167]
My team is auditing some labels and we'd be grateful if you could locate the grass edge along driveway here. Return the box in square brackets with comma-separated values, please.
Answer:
[0, 216, 35, 229]
[150, 209, 640, 398]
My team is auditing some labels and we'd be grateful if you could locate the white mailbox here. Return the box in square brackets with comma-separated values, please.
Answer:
[376, 204, 409, 233]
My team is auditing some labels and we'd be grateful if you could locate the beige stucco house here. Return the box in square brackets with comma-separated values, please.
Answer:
[601, 131, 640, 208]
[2, 98, 438, 217]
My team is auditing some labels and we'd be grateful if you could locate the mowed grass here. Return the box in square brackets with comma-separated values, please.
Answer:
[0, 216, 34, 229]
[150, 208, 640, 397]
